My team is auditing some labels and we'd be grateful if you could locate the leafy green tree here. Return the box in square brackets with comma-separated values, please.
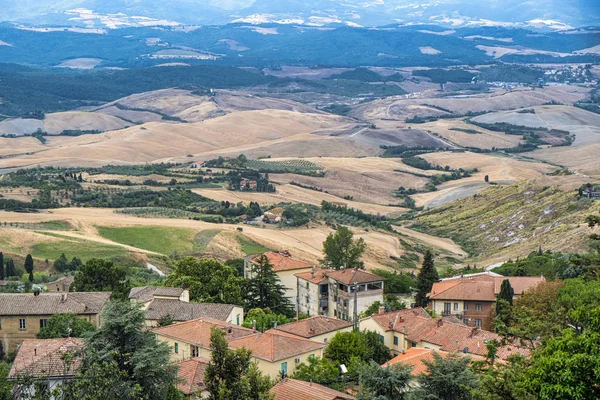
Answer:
[410, 352, 480, 400]
[71, 259, 129, 300]
[473, 355, 535, 400]
[372, 269, 416, 294]
[0, 362, 11, 400]
[325, 330, 391, 378]
[78, 301, 180, 400]
[54, 253, 69, 272]
[204, 326, 272, 400]
[224, 258, 245, 276]
[37, 313, 96, 339]
[360, 296, 406, 318]
[358, 361, 412, 400]
[24, 254, 34, 282]
[242, 308, 291, 331]
[322, 226, 366, 269]
[245, 255, 294, 317]
[164, 257, 244, 305]
[0, 252, 4, 280]
[414, 250, 439, 308]
[70, 257, 83, 271]
[292, 357, 341, 389]
[522, 306, 600, 399]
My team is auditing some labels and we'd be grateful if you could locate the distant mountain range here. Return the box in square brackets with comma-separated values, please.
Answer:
[2, 0, 599, 29]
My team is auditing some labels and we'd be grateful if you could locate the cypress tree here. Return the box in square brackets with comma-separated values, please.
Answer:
[245, 255, 295, 317]
[24, 254, 34, 275]
[0, 252, 4, 280]
[5, 259, 15, 278]
[497, 279, 514, 306]
[415, 250, 439, 308]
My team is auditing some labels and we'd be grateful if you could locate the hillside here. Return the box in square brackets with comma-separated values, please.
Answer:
[410, 183, 597, 265]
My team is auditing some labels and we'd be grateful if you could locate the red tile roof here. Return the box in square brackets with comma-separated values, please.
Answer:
[228, 330, 325, 362]
[368, 308, 530, 360]
[175, 357, 210, 395]
[251, 251, 314, 272]
[270, 378, 355, 400]
[429, 274, 544, 301]
[152, 317, 255, 349]
[295, 269, 329, 284]
[325, 268, 384, 285]
[275, 316, 352, 338]
[383, 348, 485, 376]
[9, 338, 84, 379]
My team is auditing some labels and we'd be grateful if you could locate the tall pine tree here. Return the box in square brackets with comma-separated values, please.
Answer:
[497, 279, 514, 306]
[245, 255, 295, 317]
[0, 252, 4, 280]
[415, 250, 439, 308]
[495, 279, 515, 333]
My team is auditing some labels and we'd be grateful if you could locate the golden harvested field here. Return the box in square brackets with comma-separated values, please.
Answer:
[0, 111, 131, 136]
[530, 144, 600, 176]
[472, 105, 600, 146]
[351, 86, 591, 121]
[95, 105, 164, 124]
[0, 110, 352, 170]
[107, 89, 212, 115]
[0, 208, 403, 270]
[193, 183, 406, 216]
[411, 152, 557, 208]
[418, 119, 523, 149]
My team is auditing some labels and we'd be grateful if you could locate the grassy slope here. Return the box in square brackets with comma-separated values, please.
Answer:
[411, 183, 596, 263]
[32, 233, 128, 262]
[96, 225, 197, 255]
[238, 236, 271, 256]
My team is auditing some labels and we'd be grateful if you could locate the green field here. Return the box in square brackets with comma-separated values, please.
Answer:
[97, 225, 197, 255]
[194, 230, 221, 253]
[32, 236, 128, 262]
[238, 236, 271, 256]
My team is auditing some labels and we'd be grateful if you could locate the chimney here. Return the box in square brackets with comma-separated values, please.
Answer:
[61, 293, 67, 303]
[252, 320, 257, 331]
[34, 348, 37, 356]
[470, 327, 478, 337]
[311, 271, 315, 279]
[378, 306, 386, 315]
[437, 319, 443, 327]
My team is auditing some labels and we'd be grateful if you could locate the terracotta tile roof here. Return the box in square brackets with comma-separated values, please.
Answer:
[129, 286, 185, 303]
[228, 330, 325, 362]
[275, 316, 352, 338]
[367, 308, 529, 360]
[251, 251, 314, 272]
[383, 348, 485, 376]
[48, 276, 74, 286]
[175, 357, 210, 395]
[369, 307, 433, 334]
[8, 338, 84, 379]
[325, 268, 384, 285]
[494, 276, 545, 295]
[429, 275, 545, 301]
[146, 299, 237, 323]
[0, 292, 111, 316]
[295, 269, 329, 284]
[153, 317, 255, 349]
[270, 378, 355, 400]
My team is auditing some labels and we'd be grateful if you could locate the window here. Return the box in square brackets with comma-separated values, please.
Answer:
[174, 343, 179, 354]
[0, 320, 2, 330]
[343, 300, 348, 308]
[19, 319, 26, 330]
[342, 313, 347, 321]
[454, 303, 459, 311]
[306, 282, 309, 289]
[309, 354, 315, 360]
[476, 304, 482, 311]
[464, 303, 469, 311]
[281, 362, 288, 376]
[40, 319, 47, 329]
[191, 346, 199, 357]
[380, 335, 385, 344]
[367, 282, 383, 291]
[444, 303, 451, 314]
[295, 358, 301, 363]
[475, 319, 482, 327]
[411, 342, 417, 348]
[236, 315, 240, 326]
[393, 336, 399, 346]
[463, 319, 469, 325]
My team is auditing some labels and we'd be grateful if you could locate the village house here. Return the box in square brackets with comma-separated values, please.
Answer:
[153, 317, 256, 363]
[296, 268, 385, 322]
[8, 338, 84, 399]
[240, 177, 258, 191]
[270, 378, 355, 400]
[245, 251, 314, 308]
[153, 318, 325, 379]
[0, 292, 111, 352]
[273, 315, 353, 343]
[383, 347, 485, 377]
[263, 208, 285, 224]
[129, 286, 243, 327]
[427, 272, 545, 330]
[46, 276, 74, 292]
[361, 307, 529, 360]
[174, 357, 210, 399]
